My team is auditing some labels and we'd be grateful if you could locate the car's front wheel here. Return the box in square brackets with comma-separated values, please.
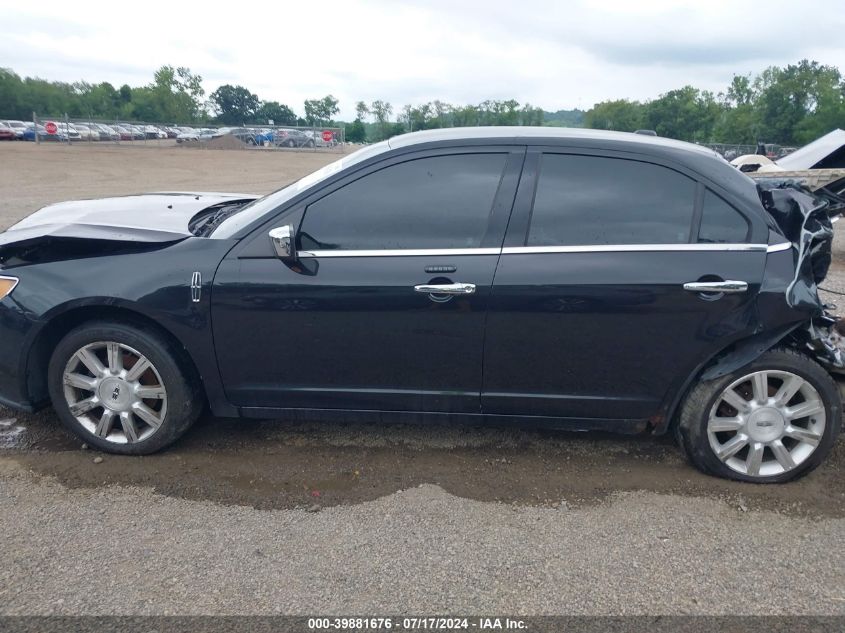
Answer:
[677, 348, 841, 482]
[47, 321, 203, 454]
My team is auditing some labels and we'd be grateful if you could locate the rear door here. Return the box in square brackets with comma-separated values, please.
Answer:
[212, 147, 524, 413]
[482, 149, 768, 424]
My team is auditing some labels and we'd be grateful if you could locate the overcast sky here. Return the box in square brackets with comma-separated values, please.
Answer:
[3, 0, 845, 120]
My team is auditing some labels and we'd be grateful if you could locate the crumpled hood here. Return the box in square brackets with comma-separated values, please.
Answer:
[0, 192, 259, 268]
[4, 192, 258, 241]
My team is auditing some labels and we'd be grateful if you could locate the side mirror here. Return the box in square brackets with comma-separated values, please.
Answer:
[269, 225, 296, 261]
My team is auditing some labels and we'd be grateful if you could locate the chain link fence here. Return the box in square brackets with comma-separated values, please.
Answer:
[701, 143, 799, 161]
[27, 113, 345, 152]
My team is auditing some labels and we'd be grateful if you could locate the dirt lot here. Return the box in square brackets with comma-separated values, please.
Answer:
[0, 142, 844, 615]
[0, 142, 341, 231]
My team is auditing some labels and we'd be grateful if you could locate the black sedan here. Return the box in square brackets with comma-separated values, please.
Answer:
[0, 128, 841, 483]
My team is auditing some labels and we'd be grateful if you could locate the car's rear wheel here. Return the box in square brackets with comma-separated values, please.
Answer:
[676, 348, 841, 482]
[47, 321, 203, 454]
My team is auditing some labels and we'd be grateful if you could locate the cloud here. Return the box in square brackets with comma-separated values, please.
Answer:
[3, 0, 845, 120]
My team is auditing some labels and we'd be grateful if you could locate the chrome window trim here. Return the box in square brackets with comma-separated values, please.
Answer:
[296, 244, 779, 258]
[500, 244, 769, 254]
[298, 248, 502, 258]
[766, 242, 792, 253]
[297, 244, 779, 258]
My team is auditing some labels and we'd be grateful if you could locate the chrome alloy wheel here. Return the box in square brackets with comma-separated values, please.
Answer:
[62, 341, 168, 444]
[707, 370, 825, 478]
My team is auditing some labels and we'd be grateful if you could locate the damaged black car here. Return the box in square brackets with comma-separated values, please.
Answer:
[0, 127, 843, 483]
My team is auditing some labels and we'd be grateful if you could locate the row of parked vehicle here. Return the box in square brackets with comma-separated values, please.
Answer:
[0, 119, 341, 147]
[175, 126, 340, 148]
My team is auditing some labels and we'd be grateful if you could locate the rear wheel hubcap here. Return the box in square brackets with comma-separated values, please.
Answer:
[707, 370, 825, 478]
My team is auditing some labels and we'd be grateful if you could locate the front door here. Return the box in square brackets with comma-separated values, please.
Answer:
[212, 148, 524, 413]
[482, 151, 767, 423]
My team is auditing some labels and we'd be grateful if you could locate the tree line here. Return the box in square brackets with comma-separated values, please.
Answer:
[584, 60, 845, 145]
[1, 59, 843, 145]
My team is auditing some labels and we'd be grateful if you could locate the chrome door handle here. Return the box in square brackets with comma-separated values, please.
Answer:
[414, 283, 476, 295]
[683, 280, 748, 293]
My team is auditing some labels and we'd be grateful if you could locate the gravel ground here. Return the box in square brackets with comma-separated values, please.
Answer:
[0, 143, 844, 615]
[1, 459, 844, 616]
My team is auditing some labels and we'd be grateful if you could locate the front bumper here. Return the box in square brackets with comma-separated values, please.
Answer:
[0, 299, 39, 411]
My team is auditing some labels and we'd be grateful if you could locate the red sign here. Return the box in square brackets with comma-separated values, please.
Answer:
[45, 121, 58, 135]
[321, 130, 333, 142]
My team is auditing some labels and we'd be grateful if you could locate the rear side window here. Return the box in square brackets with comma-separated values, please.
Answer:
[528, 154, 696, 246]
[299, 153, 507, 250]
[698, 189, 750, 243]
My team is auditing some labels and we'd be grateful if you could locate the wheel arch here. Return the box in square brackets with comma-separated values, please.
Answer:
[24, 303, 205, 409]
[656, 323, 806, 435]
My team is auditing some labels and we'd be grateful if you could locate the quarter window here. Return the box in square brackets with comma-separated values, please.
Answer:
[299, 153, 507, 250]
[698, 189, 750, 243]
[527, 154, 696, 246]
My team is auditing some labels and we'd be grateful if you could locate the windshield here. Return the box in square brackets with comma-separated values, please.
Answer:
[211, 140, 391, 238]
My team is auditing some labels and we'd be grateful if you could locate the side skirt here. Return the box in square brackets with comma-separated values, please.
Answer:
[237, 406, 649, 434]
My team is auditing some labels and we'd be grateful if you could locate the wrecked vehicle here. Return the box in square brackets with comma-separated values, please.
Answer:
[0, 127, 842, 482]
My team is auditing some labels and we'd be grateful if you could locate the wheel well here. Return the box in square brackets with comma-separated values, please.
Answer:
[26, 305, 205, 408]
[661, 327, 804, 435]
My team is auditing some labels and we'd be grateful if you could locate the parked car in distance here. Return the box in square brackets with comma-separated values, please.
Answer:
[274, 128, 313, 148]
[176, 128, 200, 143]
[0, 123, 15, 141]
[112, 125, 133, 141]
[0, 127, 841, 484]
[253, 128, 274, 146]
[2, 120, 28, 139]
[22, 123, 68, 142]
[63, 124, 82, 141]
[92, 124, 120, 141]
[72, 124, 99, 141]
[304, 129, 338, 147]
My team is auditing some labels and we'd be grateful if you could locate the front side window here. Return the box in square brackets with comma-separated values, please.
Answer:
[527, 154, 696, 246]
[298, 153, 507, 250]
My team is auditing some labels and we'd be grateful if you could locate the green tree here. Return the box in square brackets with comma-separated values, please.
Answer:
[643, 86, 720, 141]
[370, 100, 393, 140]
[255, 101, 296, 125]
[355, 100, 369, 120]
[584, 99, 645, 131]
[754, 60, 845, 144]
[304, 95, 340, 125]
[346, 118, 366, 142]
[209, 84, 260, 125]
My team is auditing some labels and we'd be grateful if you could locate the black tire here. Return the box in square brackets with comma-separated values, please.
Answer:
[306, 139, 315, 148]
[676, 347, 841, 483]
[47, 321, 203, 454]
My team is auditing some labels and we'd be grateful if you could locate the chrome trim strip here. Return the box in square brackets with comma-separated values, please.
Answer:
[766, 242, 792, 253]
[0, 274, 20, 299]
[501, 244, 768, 254]
[297, 243, 774, 258]
[299, 248, 501, 258]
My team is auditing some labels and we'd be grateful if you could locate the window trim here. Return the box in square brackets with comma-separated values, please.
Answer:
[228, 146, 526, 260]
[696, 187, 752, 244]
[295, 148, 525, 253]
[295, 242, 785, 258]
[522, 150, 699, 248]
[505, 147, 768, 249]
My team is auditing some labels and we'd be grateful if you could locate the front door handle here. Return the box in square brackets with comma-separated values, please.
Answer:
[683, 280, 748, 293]
[414, 283, 476, 295]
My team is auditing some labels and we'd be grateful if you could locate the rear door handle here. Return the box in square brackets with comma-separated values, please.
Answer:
[414, 283, 476, 295]
[683, 280, 748, 293]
